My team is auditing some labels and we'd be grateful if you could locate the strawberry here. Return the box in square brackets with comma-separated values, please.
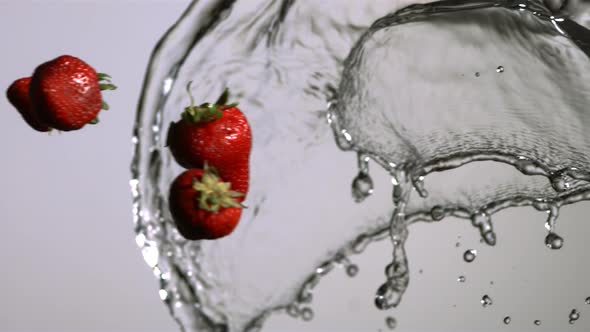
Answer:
[29, 55, 116, 131]
[6, 77, 51, 132]
[166, 83, 252, 194]
[168, 166, 245, 240]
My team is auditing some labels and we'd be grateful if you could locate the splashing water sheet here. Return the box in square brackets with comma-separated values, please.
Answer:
[131, 0, 590, 331]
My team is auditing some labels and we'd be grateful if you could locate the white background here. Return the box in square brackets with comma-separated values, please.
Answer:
[0, 1, 188, 331]
[1, 1, 590, 332]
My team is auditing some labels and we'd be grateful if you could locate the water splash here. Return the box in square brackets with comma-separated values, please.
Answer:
[131, 0, 590, 331]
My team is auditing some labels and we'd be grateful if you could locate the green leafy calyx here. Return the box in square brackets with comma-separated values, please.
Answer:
[192, 163, 244, 213]
[181, 82, 238, 124]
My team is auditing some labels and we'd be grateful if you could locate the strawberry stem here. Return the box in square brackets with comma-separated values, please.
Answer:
[192, 163, 245, 213]
[215, 88, 229, 106]
[180, 82, 238, 124]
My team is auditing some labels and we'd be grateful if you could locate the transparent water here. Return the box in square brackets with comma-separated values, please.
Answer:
[131, 0, 590, 331]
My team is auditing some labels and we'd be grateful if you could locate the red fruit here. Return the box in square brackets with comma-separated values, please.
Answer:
[6, 77, 51, 132]
[168, 166, 245, 240]
[29, 55, 116, 131]
[166, 84, 252, 194]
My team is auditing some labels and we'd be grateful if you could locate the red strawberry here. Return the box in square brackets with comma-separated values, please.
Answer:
[166, 83, 252, 194]
[168, 166, 245, 240]
[29, 55, 116, 131]
[6, 77, 52, 132]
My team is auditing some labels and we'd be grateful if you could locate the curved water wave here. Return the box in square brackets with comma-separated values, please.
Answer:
[131, 0, 590, 331]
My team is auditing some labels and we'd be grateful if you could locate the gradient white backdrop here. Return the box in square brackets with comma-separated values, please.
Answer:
[0, 1, 188, 331]
[2, 1, 590, 332]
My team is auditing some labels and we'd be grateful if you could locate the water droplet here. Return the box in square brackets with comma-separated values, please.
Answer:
[418, 269, 423, 274]
[585, 296, 590, 304]
[475, 72, 481, 77]
[483, 231, 497, 246]
[545, 232, 564, 250]
[412, 175, 428, 198]
[457, 276, 466, 283]
[286, 305, 299, 317]
[332, 128, 354, 151]
[534, 320, 541, 326]
[455, 242, 461, 247]
[352, 172, 374, 202]
[159, 289, 169, 301]
[346, 264, 359, 277]
[569, 309, 580, 324]
[385, 316, 397, 329]
[430, 205, 445, 221]
[503, 316, 511, 324]
[496, 66, 504, 73]
[481, 295, 493, 307]
[301, 307, 314, 321]
[471, 212, 497, 246]
[463, 249, 477, 263]
[375, 282, 401, 310]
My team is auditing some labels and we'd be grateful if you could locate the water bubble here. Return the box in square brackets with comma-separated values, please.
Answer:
[463, 249, 477, 263]
[457, 276, 466, 283]
[481, 295, 493, 307]
[385, 316, 397, 329]
[569, 309, 580, 324]
[346, 264, 359, 277]
[545, 232, 564, 250]
[503, 316, 511, 324]
[455, 242, 461, 247]
[286, 305, 299, 317]
[352, 172, 374, 202]
[430, 205, 445, 221]
[475, 72, 481, 77]
[550, 173, 572, 192]
[301, 307, 314, 321]
[534, 320, 541, 326]
[496, 66, 505, 73]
